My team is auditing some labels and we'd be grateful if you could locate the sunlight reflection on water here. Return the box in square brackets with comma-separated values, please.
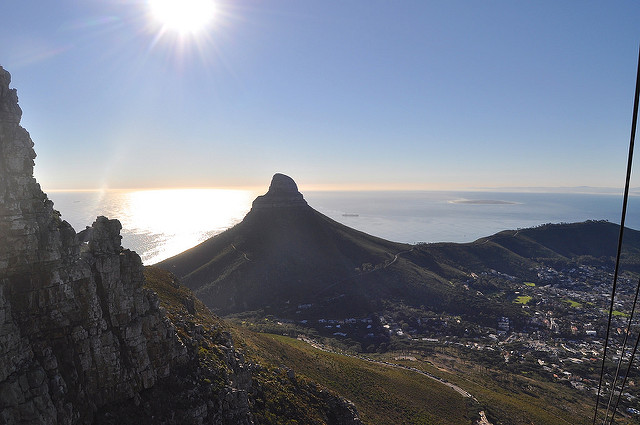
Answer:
[48, 189, 255, 264]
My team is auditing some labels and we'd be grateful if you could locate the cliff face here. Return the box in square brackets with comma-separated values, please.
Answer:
[0, 66, 187, 423]
[0, 67, 361, 425]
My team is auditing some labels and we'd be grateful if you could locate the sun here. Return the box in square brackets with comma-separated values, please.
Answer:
[148, 0, 216, 34]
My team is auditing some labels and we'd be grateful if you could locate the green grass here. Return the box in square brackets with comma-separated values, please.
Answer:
[612, 310, 630, 317]
[524, 282, 536, 287]
[514, 295, 532, 305]
[562, 299, 582, 308]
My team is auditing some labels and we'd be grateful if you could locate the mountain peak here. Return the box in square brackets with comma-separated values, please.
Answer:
[268, 173, 300, 194]
[252, 173, 308, 209]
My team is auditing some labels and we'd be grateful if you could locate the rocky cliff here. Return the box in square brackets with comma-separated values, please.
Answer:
[0, 66, 188, 423]
[0, 67, 361, 424]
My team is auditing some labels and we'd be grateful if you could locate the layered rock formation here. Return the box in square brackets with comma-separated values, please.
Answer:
[0, 66, 187, 423]
[251, 173, 308, 209]
[0, 66, 361, 425]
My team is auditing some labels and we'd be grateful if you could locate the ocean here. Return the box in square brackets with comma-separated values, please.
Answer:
[45, 189, 638, 265]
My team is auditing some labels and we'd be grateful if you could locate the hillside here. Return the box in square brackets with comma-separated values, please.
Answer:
[418, 220, 640, 277]
[231, 330, 476, 425]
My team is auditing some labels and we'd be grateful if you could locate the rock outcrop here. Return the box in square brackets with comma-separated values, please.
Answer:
[0, 66, 361, 425]
[251, 173, 308, 209]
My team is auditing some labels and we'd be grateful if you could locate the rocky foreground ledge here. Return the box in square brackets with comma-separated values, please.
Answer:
[0, 66, 361, 424]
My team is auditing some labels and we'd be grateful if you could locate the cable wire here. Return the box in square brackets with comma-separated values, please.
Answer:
[602, 276, 640, 424]
[609, 301, 640, 423]
[607, 278, 640, 423]
[605, 45, 640, 424]
[592, 43, 640, 425]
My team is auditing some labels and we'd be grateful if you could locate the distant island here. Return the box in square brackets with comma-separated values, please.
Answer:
[449, 199, 517, 205]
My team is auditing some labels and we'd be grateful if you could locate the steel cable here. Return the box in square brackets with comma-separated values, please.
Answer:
[593, 43, 640, 425]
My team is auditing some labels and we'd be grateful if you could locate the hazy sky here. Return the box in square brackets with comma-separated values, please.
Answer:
[2, 1, 639, 191]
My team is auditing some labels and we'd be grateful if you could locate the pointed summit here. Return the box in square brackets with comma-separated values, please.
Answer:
[158, 172, 411, 316]
[251, 173, 308, 209]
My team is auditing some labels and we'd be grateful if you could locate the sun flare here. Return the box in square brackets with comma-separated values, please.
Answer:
[148, 0, 216, 34]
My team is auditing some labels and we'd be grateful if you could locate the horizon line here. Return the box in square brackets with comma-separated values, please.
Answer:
[41, 184, 632, 195]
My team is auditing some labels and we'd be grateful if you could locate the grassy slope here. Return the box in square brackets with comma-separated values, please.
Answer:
[231, 327, 475, 425]
[231, 327, 630, 425]
[395, 356, 590, 425]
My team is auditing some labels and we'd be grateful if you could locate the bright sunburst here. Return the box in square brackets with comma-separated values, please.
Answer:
[148, 0, 216, 34]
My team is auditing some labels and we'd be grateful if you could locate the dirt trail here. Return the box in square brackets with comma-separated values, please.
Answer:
[297, 336, 494, 424]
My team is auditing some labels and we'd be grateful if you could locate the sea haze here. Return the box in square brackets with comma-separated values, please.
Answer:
[46, 189, 636, 264]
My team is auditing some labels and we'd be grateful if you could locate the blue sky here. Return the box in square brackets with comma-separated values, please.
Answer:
[1, 1, 639, 191]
